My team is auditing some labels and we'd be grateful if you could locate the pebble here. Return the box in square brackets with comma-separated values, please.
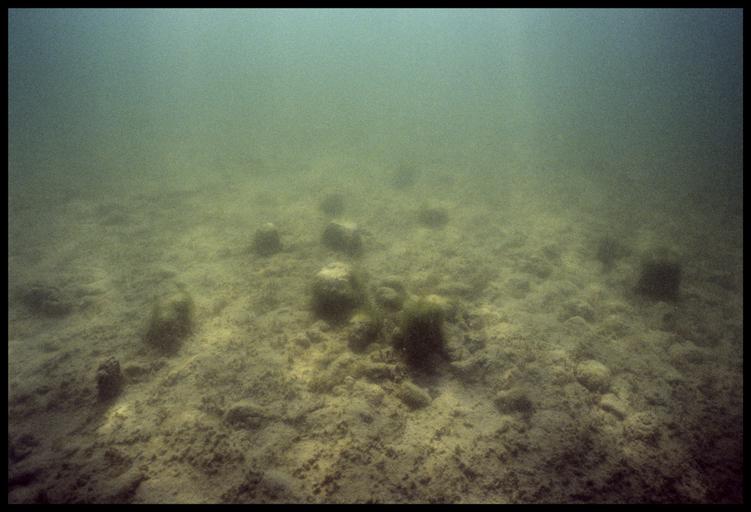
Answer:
[397, 381, 432, 409]
[575, 359, 611, 393]
[598, 393, 628, 419]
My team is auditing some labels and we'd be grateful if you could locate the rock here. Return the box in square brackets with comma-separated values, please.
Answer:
[450, 352, 489, 381]
[521, 255, 553, 279]
[356, 361, 395, 382]
[292, 333, 310, 349]
[373, 277, 406, 311]
[311, 262, 363, 323]
[347, 312, 381, 352]
[559, 300, 595, 323]
[436, 282, 475, 299]
[223, 469, 299, 503]
[542, 243, 562, 261]
[707, 271, 737, 291]
[144, 289, 194, 352]
[563, 315, 591, 335]
[597, 314, 631, 339]
[96, 357, 123, 400]
[673, 316, 719, 348]
[508, 278, 530, 299]
[391, 164, 419, 189]
[668, 341, 708, 370]
[224, 401, 270, 430]
[397, 381, 432, 409]
[417, 206, 449, 228]
[8, 433, 39, 463]
[494, 387, 534, 416]
[596, 236, 630, 269]
[380, 276, 406, 292]
[444, 325, 470, 362]
[253, 222, 282, 256]
[123, 365, 148, 382]
[558, 300, 595, 322]
[123, 362, 161, 383]
[599, 393, 628, 419]
[575, 359, 611, 393]
[106, 469, 148, 502]
[421, 293, 453, 318]
[305, 326, 326, 343]
[374, 286, 403, 310]
[18, 284, 73, 317]
[322, 221, 363, 256]
[635, 255, 682, 300]
[8, 467, 42, 491]
[309, 353, 357, 393]
[310, 319, 331, 332]
[623, 411, 661, 445]
[353, 381, 385, 406]
[319, 193, 345, 216]
[398, 295, 449, 370]
[464, 332, 486, 353]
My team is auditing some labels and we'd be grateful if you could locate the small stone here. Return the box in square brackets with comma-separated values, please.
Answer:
[596, 236, 630, 269]
[391, 164, 419, 189]
[122, 364, 151, 382]
[508, 278, 530, 299]
[422, 294, 453, 318]
[305, 328, 325, 343]
[319, 193, 345, 216]
[397, 381, 432, 409]
[417, 206, 449, 228]
[18, 284, 73, 317]
[96, 357, 123, 400]
[599, 393, 628, 419]
[310, 319, 331, 332]
[668, 341, 707, 370]
[8, 433, 39, 463]
[707, 272, 737, 291]
[293, 334, 311, 349]
[559, 300, 595, 323]
[357, 361, 394, 382]
[253, 223, 282, 256]
[353, 381, 385, 406]
[107, 469, 147, 502]
[436, 282, 475, 299]
[443, 326, 470, 362]
[464, 333, 486, 353]
[623, 411, 661, 445]
[380, 276, 406, 293]
[374, 286, 403, 310]
[347, 312, 380, 352]
[575, 359, 611, 393]
[521, 256, 553, 279]
[309, 353, 357, 393]
[224, 401, 270, 430]
[374, 278, 406, 311]
[494, 387, 534, 416]
[563, 315, 591, 334]
[542, 244, 562, 261]
[8, 467, 41, 491]
[322, 221, 363, 256]
[450, 353, 489, 381]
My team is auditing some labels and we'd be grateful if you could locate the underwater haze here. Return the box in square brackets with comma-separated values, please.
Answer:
[8, 9, 743, 504]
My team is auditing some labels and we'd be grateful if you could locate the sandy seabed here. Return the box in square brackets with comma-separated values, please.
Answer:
[8, 156, 743, 503]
